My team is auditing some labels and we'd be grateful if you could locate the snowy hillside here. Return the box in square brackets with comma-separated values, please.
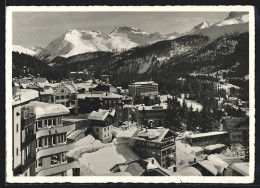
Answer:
[12, 45, 38, 56]
[110, 26, 166, 45]
[186, 12, 249, 40]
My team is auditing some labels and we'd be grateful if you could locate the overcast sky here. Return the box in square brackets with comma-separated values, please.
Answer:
[12, 12, 229, 48]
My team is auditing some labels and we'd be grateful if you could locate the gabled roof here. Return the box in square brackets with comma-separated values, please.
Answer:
[221, 116, 248, 131]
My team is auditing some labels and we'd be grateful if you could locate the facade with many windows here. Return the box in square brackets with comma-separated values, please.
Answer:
[128, 81, 158, 97]
[131, 127, 176, 168]
[28, 101, 75, 176]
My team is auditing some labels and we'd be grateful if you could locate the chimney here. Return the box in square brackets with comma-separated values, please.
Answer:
[173, 166, 177, 172]
[194, 158, 196, 163]
[151, 159, 154, 164]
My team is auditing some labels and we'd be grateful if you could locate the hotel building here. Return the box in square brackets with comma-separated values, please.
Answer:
[28, 101, 75, 176]
[128, 81, 158, 96]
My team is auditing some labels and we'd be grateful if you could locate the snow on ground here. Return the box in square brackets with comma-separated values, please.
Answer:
[78, 145, 139, 175]
[177, 98, 203, 111]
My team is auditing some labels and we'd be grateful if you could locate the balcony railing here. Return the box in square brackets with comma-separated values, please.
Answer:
[21, 114, 36, 128]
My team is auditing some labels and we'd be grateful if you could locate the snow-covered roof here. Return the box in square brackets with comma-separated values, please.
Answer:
[230, 163, 249, 176]
[205, 144, 226, 151]
[78, 93, 123, 99]
[130, 81, 158, 85]
[207, 154, 229, 174]
[12, 89, 39, 106]
[88, 110, 109, 121]
[186, 131, 228, 139]
[136, 103, 167, 111]
[198, 160, 218, 176]
[28, 101, 70, 119]
[132, 127, 174, 143]
[171, 166, 202, 176]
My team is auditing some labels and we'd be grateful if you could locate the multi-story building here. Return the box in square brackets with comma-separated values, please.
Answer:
[88, 109, 115, 142]
[12, 82, 39, 176]
[50, 81, 79, 114]
[78, 93, 123, 124]
[68, 70, 93, 82]
[128, 81, 158, 97]
[28, 101, 75, 176]
[131, 127, 176, 168]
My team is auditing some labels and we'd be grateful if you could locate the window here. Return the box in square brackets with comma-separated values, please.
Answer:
[48, 119, 52, 126]
[61, 89, 64, 93]
[51, 154, 61, 165]
[96, 128, 99, 132]
[104, 134, 106, 138]
[61, 96, 64, 99]
[108, 133, 109, 137]
[16, 148, 18, 156]
[25, 172, 28, 176]
[53, 135, 57, 145]
[37, 158, 42, 167]
[38, 138, 42, 148]
[44, 137, 48, 146]
[48, 136, 52, 146]
[61, 153, 66, 163]
[16, 112, 20, 116]
[24, 111, 28, 119]
[37, 121, 42, 129]
[104, 127, 106, 131]
[56, 96, 60, 100]
[16, 124, 19, 132]
[53, 119, 57, 126]
[108, 126, 109, 130]
[44, 120, 48, 127]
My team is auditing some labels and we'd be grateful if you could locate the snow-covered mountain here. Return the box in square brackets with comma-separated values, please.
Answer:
[186, 12, 249, 40]
[37, 27, 168, 62]
[31, 46, 44, 54]
[12, 45, 38, 56]
[110, 26, 166, 45]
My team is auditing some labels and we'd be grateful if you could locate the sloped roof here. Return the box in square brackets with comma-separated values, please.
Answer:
[132, 127, 175, 143]
[221, 116, 248, 130]
[171, 166, 202, 176]
[198, 160, 218, 176]
[12, 89, 39, 106]
[88, 110, 109, 121]
[186, 131, 228, 139]
[231, 163, 249, 176]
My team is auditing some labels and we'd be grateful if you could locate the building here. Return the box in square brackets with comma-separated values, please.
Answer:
[220, 116, 249, 145]
[131, 127, 176, 168]
[88, 109, 115, 142]
[28, 101, 75, 176]
[12, 82, 39, 176]
[128, 81, 158, 97]
[90, 83, 117, 94]
[185, 131, 229, 147]
[78, 93, 123, 124]
[230, 163, 249, 176]
[50, 81, 79, 114]
[68, 70, 93, 82]
[135, 103, 167, 127]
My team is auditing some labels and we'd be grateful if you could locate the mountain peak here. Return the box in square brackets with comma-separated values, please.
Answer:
[111, 26, 145, 34]
[193, 21, 211, 30]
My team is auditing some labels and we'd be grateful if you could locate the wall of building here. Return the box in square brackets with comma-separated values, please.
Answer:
[92, 125, 112, 142]
[13, 106, 22, 172]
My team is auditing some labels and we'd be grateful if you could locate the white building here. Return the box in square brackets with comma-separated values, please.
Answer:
[128, 81, 158, 96]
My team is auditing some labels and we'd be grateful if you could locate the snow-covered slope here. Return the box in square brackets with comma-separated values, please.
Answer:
[165, 32, 179, 40]
[12, 45, 38, 56]
[186, 12, 249, 40]
[110, 26, 166, 45]
[37, 29, 138, 61]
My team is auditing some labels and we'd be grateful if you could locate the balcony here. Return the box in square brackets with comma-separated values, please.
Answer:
[22, 133, 36, 149]
[36, 142, 75, 160]
[36, 161, 77, 176]
[21, 114, 36, 128]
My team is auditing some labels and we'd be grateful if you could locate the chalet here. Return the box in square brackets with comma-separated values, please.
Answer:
[88, 109, 115, 142]
[131, 127, 177, 168]
[220, 116, 249, 145]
